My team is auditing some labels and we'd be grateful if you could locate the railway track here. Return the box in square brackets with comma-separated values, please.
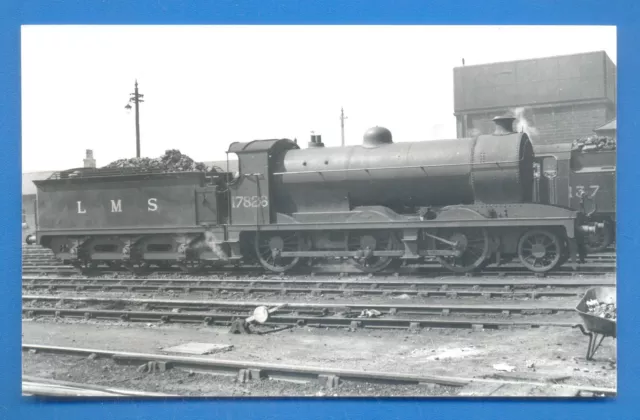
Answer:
[22, 246, 616, 278]
[22, 294, 578, 316]
[22, 376, 176, 398]
[21, 262, 616, 278]
[21, 344, 615, 397]
[22, 295, 582, 331]
[22, 275, 616, 299]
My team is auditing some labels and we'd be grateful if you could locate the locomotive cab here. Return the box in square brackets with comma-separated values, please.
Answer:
[225, 138, 300, 226]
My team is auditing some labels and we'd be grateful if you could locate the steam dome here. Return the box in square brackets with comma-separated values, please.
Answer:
[363, 126, 393, 148]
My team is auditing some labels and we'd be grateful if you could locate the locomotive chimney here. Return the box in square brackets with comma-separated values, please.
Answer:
[492, 115, 517, 135]
[83, 149, 96, 168]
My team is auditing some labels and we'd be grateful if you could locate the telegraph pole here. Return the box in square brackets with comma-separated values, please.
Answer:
[340, 107, 348, 147]
[125, 80, 144, 158]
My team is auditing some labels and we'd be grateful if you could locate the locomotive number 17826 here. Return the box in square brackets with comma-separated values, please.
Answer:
[232, 196, 269, 208]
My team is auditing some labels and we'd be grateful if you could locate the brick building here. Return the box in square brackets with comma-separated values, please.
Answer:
[453, 51, 616, 144]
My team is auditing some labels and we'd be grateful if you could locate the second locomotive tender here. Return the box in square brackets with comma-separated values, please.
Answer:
[33, 115, 598, 274]
[533, 142, 615, 253]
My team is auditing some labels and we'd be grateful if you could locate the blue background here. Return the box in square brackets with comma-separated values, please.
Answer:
[1, 0, 637, 419]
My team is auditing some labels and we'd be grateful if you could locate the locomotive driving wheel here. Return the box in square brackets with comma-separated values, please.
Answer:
[435, 228, 490, 273]
[517, 229, 564, 273]
[347, 231, 401, 273]
[255, 232, 304, 273]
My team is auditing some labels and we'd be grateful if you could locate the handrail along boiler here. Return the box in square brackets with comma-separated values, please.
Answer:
[33, 116, 599, 274]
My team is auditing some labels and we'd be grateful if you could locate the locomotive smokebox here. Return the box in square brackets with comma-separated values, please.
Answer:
[363, 127, 393, 148]
[492, 114, 517, 135]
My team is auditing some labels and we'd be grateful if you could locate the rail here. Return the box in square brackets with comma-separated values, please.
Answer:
[21, 344, 616, 397]
[21, 295, 577, 316]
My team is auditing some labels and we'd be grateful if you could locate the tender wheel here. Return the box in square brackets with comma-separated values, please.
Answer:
[584, 221, 613, 253]
[125, 260, 151, 274]
[347, 231, 401, 273]
[435, 228, 491, 273]
[517, 229, 564, 273]
[75, 259, 95, 271]
[157, 261, 173, 269]
[255, 232, 304, 273]
[107, 261, 122, 269]
[178, 260, 205, 274]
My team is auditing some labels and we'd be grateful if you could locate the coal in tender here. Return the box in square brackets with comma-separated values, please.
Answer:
[103, 149, 210, 173]
[571, 135, 616, 152]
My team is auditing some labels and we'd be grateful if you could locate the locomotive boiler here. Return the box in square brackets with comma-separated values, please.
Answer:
[272, 117, 534, 216]
[33, 115, 599, 275]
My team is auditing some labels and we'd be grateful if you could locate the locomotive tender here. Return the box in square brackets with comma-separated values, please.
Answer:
[33, 115, 599, 274]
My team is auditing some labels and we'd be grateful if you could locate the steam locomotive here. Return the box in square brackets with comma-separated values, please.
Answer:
[533, 143, 615, 253]
[32, 115, 601, 274]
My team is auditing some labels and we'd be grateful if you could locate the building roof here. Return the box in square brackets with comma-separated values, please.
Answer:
[22, 171, 54, 196]
[453, 50, 616, 113]
[594, 119, 616, 133]
[453, 50, 614, 70]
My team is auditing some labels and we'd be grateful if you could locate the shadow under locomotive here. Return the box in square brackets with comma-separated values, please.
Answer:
[31, 115, 604, 275]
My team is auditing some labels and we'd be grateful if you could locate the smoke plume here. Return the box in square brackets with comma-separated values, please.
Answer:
[191, 231, 229, 261]
[511, 107, 539, 138]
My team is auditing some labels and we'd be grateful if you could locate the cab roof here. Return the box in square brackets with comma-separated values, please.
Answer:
[227, 138, 299, 154]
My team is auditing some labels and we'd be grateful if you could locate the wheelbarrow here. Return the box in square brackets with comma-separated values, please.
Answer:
[572, 286, 616, 360]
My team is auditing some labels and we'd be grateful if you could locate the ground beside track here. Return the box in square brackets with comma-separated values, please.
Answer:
[22, 258, 616, 396]
[22, 352, 459, 397]
[22, 318, 616, 396]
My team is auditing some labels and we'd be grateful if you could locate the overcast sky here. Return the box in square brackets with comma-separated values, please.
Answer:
[21, 25, 616, 172]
